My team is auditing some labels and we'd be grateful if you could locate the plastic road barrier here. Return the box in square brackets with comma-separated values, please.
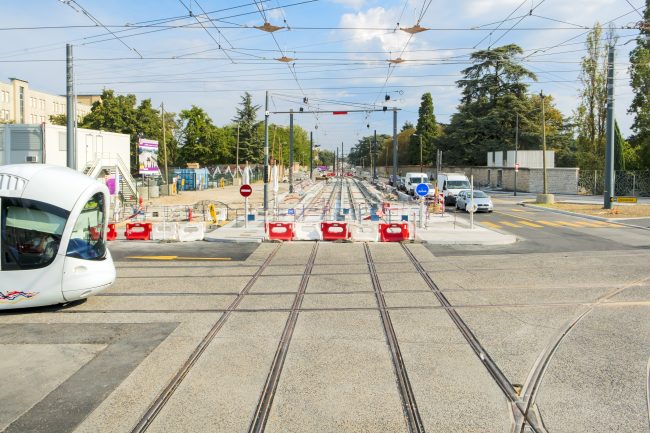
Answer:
[107, 223, 118, 241]
[151, 222, 179, 241]
[379, 223, 410, 242]
[320, 222, 351, 241]
[178, 223, 205, 242]
[266, 222, 295, 241]
[125, 222, 152, 240]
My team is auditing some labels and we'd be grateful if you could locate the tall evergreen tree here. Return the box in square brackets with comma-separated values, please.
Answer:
[628, 1, 650, 168]
[409, 92, 438, 166]
[437, 44, 538, 165]
[232, 92, 261, 164]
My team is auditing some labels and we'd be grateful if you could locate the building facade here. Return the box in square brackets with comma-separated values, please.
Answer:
[0, 78, 94, 125]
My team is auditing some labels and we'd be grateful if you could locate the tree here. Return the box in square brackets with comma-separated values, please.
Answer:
[316, 149, 335, 168]
[232, 92, 262, 163]
[177, 106, 216, 166]
[437, 44, 541, 165]
[628, 0, 650, 168]
[49, 114, 67, 126]
[574, 24, 612, 170]
[409, 92, 438, 165]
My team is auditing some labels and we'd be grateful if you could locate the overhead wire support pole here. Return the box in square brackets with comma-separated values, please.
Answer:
[309, 131, 313, 180]
[289, 109, 294, 193]
[66, 43, 75, 170]
[392, 108, 398, 190]
[604, 44, 615, 209]
[264, 91, 269, 215]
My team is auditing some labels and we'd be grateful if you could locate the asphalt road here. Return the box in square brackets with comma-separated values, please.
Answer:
[2, 200, 649, 433]
[429, 195, 650, 255]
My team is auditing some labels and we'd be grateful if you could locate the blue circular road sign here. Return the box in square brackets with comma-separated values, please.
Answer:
[415, 183, 430, 197]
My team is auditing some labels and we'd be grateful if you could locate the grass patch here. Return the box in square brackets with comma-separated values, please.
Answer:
[527, 202, 650, 218]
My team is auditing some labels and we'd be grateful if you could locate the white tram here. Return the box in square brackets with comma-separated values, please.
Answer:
[0, 164, 115, 310]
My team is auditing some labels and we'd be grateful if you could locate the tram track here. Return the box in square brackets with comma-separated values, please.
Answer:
[364, 243, 425, 433]
[248, 242, 319, 433]
[399, 243, 542, 433]
[129, 243, 282, 433]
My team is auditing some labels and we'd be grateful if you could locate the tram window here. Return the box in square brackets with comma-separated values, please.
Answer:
[66, 193, 107, 260]
[1, 198, 68, 270]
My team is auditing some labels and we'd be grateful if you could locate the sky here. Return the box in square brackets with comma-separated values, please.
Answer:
[1, 0, 646, 154]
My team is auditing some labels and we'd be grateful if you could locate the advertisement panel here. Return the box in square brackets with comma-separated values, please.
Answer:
[138, 138, 160, 175]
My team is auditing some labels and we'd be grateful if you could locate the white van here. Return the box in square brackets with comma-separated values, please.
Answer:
[436, 173, 471, 204]
[404, 172, 429, 195]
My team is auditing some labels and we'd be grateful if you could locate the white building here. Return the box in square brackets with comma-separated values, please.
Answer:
[0, 124, 136, 203]
[487, 150, 555, 169]
[0, 77, 93, 125]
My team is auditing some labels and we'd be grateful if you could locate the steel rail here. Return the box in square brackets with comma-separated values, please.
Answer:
[399, 243, 542, 433]
[364, 243, 425, 433]
[248, 242, 319, 433]
[130, 243, 282, 433]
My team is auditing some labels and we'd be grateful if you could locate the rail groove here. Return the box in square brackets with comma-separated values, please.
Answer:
[248, 242, 319, 433]
[364, 243, 425, 433]
[400, 243, 542, 433]
[130, 243, 282, 433]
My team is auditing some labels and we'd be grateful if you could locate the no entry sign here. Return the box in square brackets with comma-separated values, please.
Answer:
[240, 184, 252, 197]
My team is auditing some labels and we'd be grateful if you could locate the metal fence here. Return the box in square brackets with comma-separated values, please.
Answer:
[578, 170, 650, 196]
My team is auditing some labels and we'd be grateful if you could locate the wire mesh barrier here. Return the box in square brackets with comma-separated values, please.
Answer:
[578, 170, 650, 196]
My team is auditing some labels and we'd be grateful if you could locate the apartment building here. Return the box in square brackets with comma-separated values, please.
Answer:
[0, 77, 95, 125]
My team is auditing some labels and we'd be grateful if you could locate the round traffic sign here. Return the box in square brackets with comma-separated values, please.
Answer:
[240, 184, 252, 197]
[415, 183, 430, 197]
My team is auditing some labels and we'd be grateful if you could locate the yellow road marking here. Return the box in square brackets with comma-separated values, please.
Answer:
[509, 209, 527, 212]
[554, 221, 582, 228]
[126, 256, 232, 261]
[481, 222, 502, 229]
[537, 220, 562, 227]
[518, 220, 544, 228]
[500, 221, 522, 228]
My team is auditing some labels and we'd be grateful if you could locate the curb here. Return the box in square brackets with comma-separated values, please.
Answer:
[520, 202, 650, 231]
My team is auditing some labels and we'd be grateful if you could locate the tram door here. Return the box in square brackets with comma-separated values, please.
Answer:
[61, 191, 113, 299]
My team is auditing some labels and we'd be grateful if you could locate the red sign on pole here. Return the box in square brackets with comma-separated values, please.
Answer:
[515, 163, 520, 172]
[240, 184, 252, 197]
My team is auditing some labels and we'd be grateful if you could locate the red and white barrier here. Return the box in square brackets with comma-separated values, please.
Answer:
[125, 222, 152, 240]
[378, 223, 410, 242]
[266, 222, 295, 241]
[320, 222, 351, 241]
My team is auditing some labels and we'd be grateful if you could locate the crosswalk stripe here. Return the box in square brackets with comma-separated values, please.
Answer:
[537, 220, 562, 227]
[518, 220, 544, 228]
[481, 222, 502, 229]
[500, 221, 522, 228]
[554, 221, 582, 228]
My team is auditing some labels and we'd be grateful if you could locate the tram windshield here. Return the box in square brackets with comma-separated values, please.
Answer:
[1, 198, 68, 270]
[66, 193, 107, 260]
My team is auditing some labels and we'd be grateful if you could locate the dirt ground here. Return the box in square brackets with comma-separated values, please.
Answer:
[146, 181, 292, 208]
[535, 202, 650, 219]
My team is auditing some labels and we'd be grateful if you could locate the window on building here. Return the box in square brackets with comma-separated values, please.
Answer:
[19, 86, 25, 123]
[40, 99, 45, 110]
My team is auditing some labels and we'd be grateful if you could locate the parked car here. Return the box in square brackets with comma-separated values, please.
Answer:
[456, 190, 493, 212]
[398, 177, 407, 192]
[389, 175, 400, 187]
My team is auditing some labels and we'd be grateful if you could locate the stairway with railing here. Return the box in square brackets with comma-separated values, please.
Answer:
[83, 153, 138, 207]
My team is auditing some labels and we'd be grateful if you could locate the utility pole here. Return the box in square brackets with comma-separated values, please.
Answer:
[336, 148, 338, 176]
[604, 45, 616, 209]
[373, 130, 378, 180]
[341, 142, 344, 176]
[289, 109, 294, 193]
[161, 102, 168, 185]
[541, 91, 548, 194]
[309, 131, 313, 180]
[392, 107, 398, 187]
[264, 91, 269, 214]
[236, 123, 240, 183]
[419, 134, 423, 173]
[514, 113, 518, 197]
[66, 44, 75, 169]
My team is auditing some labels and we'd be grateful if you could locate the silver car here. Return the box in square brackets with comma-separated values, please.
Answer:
[456, 190, 493, 212]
